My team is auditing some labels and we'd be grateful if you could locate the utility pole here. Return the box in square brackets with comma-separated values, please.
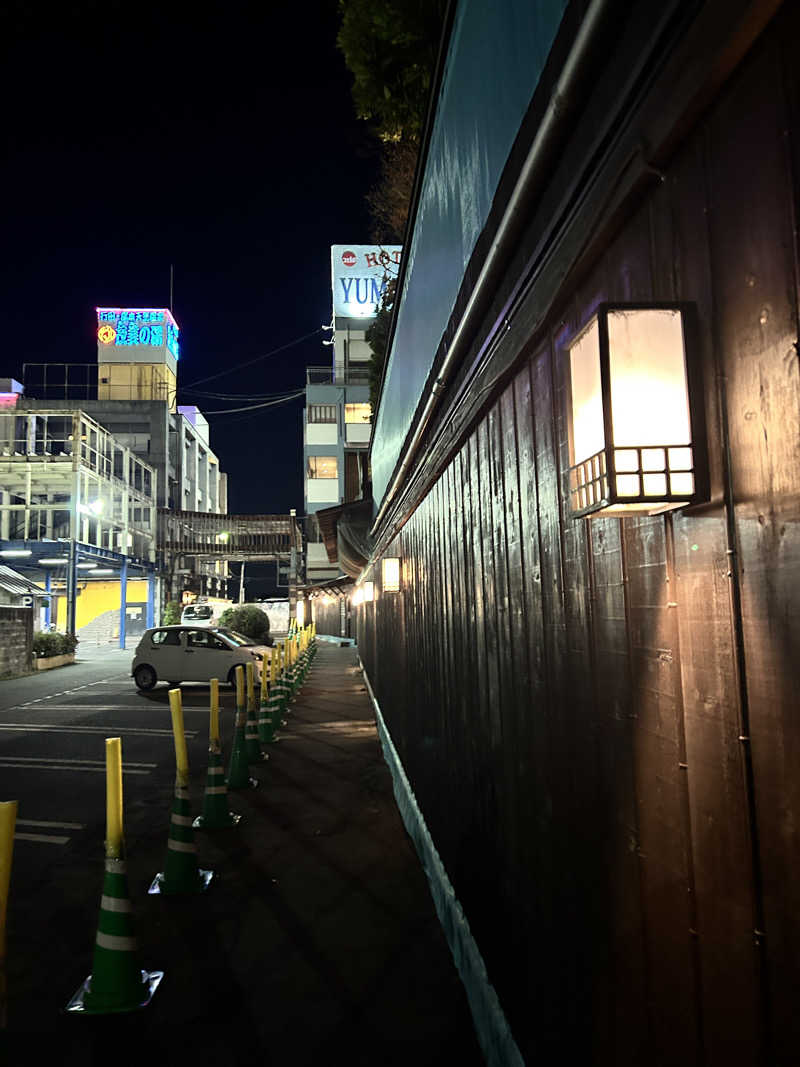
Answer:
[288, 509, 298, 620]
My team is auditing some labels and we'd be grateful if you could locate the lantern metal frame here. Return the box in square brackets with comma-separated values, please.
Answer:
[565, 302, 708, 519]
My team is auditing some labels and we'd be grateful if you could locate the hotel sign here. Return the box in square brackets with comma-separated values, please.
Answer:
[331, 245, 401, 320]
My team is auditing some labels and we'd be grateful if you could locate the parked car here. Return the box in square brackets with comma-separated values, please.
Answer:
[131, 626, 270, 690]
[180, 603, 216, 627]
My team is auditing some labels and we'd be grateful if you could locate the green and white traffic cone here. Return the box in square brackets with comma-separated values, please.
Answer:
[227, 667, 258, 790]
[149, 779, 213, 894]
[258, 693, 277, 745]
[245, 663, 267, 763]
[193, 680, 240, 828]
[67, 739, 163, 1014]
[267, 681, 284, 738]
[193, 742, 240, 829]
[149, 691, 213, 894]
[67, 857, 163, 1013]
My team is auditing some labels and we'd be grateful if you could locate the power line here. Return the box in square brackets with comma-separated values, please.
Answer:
[182, 327, 323, 389]
[201, 389, 305, 415]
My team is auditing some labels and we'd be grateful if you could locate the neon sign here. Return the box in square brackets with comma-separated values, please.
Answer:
[96, 307, 180, 359]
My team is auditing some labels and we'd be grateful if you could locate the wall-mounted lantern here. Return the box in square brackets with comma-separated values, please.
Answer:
[362, 581, 374, 603]
[296, 599, 305, 627]
[351, 587, 363, 607]
[381, 558, 401, 592]
[566, 304, 707, 518]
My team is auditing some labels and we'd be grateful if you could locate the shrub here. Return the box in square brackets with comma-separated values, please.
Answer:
[33, 631, 79, 658]
[162, 600, 182, 625]
[219, 605, 271, 643]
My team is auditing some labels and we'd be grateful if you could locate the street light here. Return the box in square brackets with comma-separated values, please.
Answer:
[565, 304, 707, 518]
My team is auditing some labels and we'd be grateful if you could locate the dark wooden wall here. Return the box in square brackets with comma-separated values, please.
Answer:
[359, 18, 800, 1066]
[310, 596, 350, 638]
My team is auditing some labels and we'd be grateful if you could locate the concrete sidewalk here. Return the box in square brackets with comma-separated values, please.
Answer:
[5, 643, 483, 1065]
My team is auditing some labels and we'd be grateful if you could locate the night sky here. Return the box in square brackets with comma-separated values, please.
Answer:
[1, 1, 376, 525]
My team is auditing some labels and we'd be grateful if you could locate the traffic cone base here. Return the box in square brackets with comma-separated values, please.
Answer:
[148, 867, 213, 895]
[193, 811, 241, 829]
[66, 969, 164, 1015]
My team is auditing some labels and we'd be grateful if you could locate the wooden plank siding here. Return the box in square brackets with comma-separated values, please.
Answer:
[358, 16, 799, 1065]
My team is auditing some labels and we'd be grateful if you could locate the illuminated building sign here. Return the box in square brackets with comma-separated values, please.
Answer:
[96, 308, 180, 359]
[331, 245, 402, 319]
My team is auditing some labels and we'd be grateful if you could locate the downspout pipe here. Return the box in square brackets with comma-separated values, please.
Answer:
[370, 0, 618, 539]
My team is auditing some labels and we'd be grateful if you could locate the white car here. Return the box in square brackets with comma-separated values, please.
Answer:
[180, 603, 216, 627]
[132, 626, 269, 690]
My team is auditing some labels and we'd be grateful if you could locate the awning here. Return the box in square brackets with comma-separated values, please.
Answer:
[314, 499, 374, 579]
[0, 565, 48, 598]
[301, 575, 354, 600]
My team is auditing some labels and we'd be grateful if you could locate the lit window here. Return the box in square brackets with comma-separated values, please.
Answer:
[345, 403, 371, 424]
[307, 456, 338, 479]
[308, 405, 337, 424]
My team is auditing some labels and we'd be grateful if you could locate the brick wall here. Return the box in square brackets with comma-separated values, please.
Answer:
[0, 606, 33, 676]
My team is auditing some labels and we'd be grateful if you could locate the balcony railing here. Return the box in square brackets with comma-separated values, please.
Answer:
[306, 366, 371, 386]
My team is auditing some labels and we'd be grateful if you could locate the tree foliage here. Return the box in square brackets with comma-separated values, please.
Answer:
[162, 600, 181, 626]
[338, 0, 447, 389]
[337, 0, 446, 242]
[219, 605, 271, 643]
[336, 0, 446, 144]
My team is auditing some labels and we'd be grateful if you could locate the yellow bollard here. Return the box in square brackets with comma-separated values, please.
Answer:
[105, 738, 124, 859]
[0, 800, 18, 1029]
[209, 677, 220, 746]
[236, 663, 245, 709]
[169, 689, 190, 789]
[259, 654, 268, 707]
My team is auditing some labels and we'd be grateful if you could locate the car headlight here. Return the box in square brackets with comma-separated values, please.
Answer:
[252, 652, 263, 661]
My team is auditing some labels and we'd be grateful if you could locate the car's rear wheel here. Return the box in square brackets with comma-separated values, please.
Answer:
[134, 664, 157, 691]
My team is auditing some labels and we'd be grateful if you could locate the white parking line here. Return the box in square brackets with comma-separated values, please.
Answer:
[0, 757, 154, 775]
[17, 819, 85, 830]
[15, 832, 70, 845]
[0, 723, 197, 738]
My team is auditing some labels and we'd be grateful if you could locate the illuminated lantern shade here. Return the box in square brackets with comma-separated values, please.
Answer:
[566, 304, 706, 518]
[296, 599, 305, 627]
[382, 558, 401, 592]
[362, 581, 374, 603]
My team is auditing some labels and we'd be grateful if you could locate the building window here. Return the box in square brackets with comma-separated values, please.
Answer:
[307, 456, 338, 479]
[308, 405, 337, 424]
[344, 403, 371, 424]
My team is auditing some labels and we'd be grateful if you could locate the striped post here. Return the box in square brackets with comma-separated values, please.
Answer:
[149, 691, 213, 894]
[258, 653, 277, 745]
[67, 739, 163, 1014]
[245, 661, 266, 763]
[227, 665, 258, 790]
[270, 643, 287, 734]
[194, 679, 240, 829]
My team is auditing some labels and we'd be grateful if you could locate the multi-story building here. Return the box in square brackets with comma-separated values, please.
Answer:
[0, 386, 159, 639]
[18, 307, 229, 602]
[303, 245, 400, 584]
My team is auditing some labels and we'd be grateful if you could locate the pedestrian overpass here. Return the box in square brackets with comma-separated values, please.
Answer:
[159, 509, 302, 563]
